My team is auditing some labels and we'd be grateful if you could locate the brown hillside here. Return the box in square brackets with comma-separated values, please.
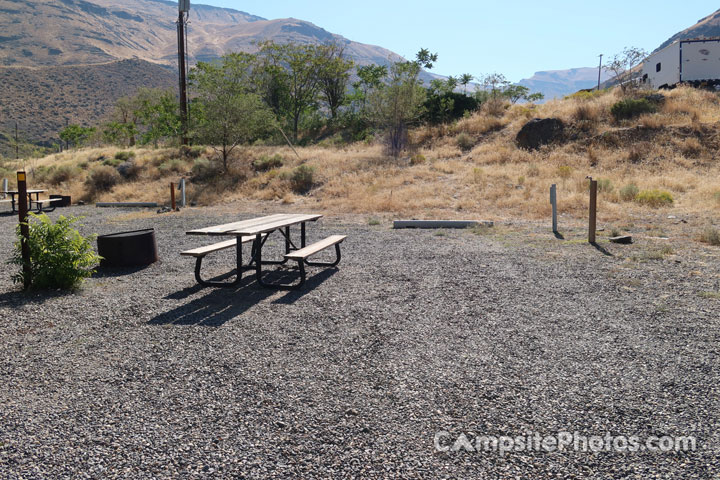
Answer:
[0, 59, 175, 151]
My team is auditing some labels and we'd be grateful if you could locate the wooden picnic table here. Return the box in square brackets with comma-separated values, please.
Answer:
[5, 189, 44, 213]
[183, 213, 345, 289]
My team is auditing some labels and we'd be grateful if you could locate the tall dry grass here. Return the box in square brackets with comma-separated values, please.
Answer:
[7, 86, 720, 225]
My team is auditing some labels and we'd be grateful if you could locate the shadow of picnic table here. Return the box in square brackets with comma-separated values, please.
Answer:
[148, 268, 337, 327]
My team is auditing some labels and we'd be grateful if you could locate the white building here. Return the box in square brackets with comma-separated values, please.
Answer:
[642, 38, 720, 88]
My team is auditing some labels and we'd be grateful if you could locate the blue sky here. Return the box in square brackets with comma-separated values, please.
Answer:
[195, 1, 715, 82]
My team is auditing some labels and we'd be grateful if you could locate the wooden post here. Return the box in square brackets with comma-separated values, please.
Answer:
[170, 182, 176, 211]
[550, 184, 558, 233]
[588, 178, 598, 243]
[17, 171, 31, 289]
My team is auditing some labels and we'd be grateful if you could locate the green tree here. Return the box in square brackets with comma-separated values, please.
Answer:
[502, 85, 545, 104]
[190, 53, 276, 172]
[257, 42, 325, 142]
[369, 49, 435, 157]
[351, 64, 388, 116]
[59, 124, 95, 149]
[607, 46, 648, 94]
[134, 88, 181, 146]
[317, 42, 355, 121]
[459, 73, 474, 94]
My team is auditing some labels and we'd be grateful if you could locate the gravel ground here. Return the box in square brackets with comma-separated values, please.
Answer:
[0, 203, 719, 479]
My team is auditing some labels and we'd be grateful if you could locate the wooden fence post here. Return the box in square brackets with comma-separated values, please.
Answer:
[588, 178, 597, 243]
[17, 171, 31, 289]
[170, 182, 176, 211]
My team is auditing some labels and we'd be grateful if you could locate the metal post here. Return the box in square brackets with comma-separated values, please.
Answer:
[17, 171, 31, 289]
[597, 54, 603, 91]
[2, 178, 7, 198]
[588, 178, 597, 243]
[177, 9, 189, 146]
[170, 182, 176, 211]
[551, 185, 557, 231]
[179, 178, 186, 207]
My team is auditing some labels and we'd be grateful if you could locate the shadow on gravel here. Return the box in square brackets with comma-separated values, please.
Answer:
[0, 289, 75, 307]
[149, 267, 337, 326]
[93, 265, 153, 278]
[590, 242, 614, 257]
[148, 277, 273, 327]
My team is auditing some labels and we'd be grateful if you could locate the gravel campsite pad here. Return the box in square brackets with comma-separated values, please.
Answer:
[0, 204, 719, 478]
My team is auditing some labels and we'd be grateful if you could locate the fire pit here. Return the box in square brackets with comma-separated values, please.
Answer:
[97, 229, 158, 268]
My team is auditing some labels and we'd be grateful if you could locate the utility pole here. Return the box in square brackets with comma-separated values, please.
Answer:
[597, 54, 603, 91]
[177, 0, 190, 145]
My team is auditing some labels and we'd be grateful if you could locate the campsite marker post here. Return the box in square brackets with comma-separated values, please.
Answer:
[588, 177, 597, 243]
[17, 171, 31, 289]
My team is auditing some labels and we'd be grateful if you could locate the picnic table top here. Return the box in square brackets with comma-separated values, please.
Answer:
[6, 189, 46, 194]
[187, 213, 322, 236]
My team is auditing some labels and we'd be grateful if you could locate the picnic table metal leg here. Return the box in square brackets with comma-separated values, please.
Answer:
[304, 243, 342, 267]
[193, 237, 245, 288]
[301, 222, 306, 248]
[254, 231, 305, 290]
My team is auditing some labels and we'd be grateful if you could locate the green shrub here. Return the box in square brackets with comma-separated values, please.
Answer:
[290, 165, 314, 193]
[714, 191, 720, 205]
[191, 157, 221, 181]
[635, 189, 673, 207]
[557, 166, 573, 180]
[456, 132, 475, 151]
[158, 158, 186, 175]
[85, 166, 121, 196]
[620, 183, 639, 201]
[596, 178, 613, 193]
[116, 160, 140, 180]
[410, 154, 426, 165]
[10, 213, 101, 290]
[611, 99, 656, 121]
[49, 165, 79, 185]
[102, 158, 123, 167]
[114, 151, 135, 162]
[180, 145, 206, 159]
[253, 154, 284, 172]
[700, 227, 720, 246]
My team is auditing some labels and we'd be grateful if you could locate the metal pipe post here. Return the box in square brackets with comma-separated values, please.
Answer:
[179, 178, 186, 207]
[550, 184, 558, 233]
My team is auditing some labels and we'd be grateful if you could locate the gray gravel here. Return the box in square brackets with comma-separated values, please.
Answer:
[0, 204, 719, 479]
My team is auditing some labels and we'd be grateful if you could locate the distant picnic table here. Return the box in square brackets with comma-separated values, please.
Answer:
[3, 189, 62, 213]
[182, 213, 346, 289]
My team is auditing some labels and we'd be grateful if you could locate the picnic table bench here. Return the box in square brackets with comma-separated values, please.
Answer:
[182, 213, 346, 289]
[4, 189, 62, 213]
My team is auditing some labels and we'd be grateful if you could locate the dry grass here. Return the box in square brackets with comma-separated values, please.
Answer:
[7, 86, 720, 229]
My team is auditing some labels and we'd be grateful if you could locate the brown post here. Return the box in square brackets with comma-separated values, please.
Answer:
[170, 182, 176, 211]
[17, 171, 31, 289]
[588, 178, 598, 243]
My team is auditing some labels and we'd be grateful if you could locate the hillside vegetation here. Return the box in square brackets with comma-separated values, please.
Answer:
[3, 86, 720, 235]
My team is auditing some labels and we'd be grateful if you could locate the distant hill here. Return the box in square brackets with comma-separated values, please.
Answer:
[0, 0, 402, 68]
[656, 8, 720, 51]
[518, 68, 612, 100]
[0, 59, 175, 153]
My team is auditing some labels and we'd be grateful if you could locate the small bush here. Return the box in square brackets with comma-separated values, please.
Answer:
[456, 132, 475, 151]
[289, 165, 314, 193]
[700, 227, 720, 246]
[714, 191, 720, 205]
[116, 160, 141, 180]
[85, 166, 121, 196]
[597, 178, 613, 193]
[253, 154, 284, 172]
[180, 145, 206, 159]
[158, 158, 186, 175]
[619, 183, 639, 201]
[114, 151, 135, 161]
[191, 157, 222, 182]
[573, 104, 600, 123]
[78, 162, 89, 170]
[410, 154, 426, 165]
[557, 166, 573, 180]
[102, 158, 123, 167]
[49, 165, 79, 185]
[526, 164, 540, 177]
[611, 99, 656, 121]
[368, 217, 381, 226]
[10, 213, 100, 290]
[635, 189, 673, 207]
